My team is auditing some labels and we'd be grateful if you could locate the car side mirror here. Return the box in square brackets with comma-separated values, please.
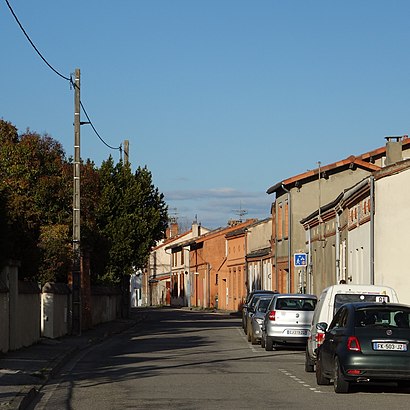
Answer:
[316, 322, 328, 332]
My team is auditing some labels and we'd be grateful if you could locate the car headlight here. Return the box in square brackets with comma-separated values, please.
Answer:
[255, 318, 264, 325]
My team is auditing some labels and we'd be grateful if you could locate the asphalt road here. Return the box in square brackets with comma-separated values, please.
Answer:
[29, 308, 410, 409]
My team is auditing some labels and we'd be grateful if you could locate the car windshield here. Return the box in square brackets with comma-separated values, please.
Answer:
[275, 298, 316, 311]
[257, 299, 271, 312]
[334, 294, 390, 314]
[355, 307, 410, 328]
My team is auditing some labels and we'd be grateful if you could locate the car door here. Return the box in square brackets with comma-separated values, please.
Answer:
[321, 307, 349, 374]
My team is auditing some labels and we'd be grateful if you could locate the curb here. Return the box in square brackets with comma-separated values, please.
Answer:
[14, 316, 146, 409]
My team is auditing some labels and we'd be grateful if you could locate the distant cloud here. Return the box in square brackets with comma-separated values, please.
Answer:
[164, 187, 272, 229]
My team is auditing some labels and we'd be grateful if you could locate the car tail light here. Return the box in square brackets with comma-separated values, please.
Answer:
[347, 336, 361, 352]
[347, 369, 362, 375]
[316, 331, 325, 346]
[268, 310, 276, 321]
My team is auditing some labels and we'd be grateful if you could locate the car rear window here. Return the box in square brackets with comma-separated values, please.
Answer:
[275, 298, 316, 311]
[355, 308, 410, 328]
[334, 294, 390, 314]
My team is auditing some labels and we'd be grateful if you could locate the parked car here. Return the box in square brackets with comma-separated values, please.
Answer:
[315, 302, 410, 393]
[261, 293, 317, 351]
[305, 284, 399, 373]
[242, 290, 278, 334]
[248, 296, 274, 345]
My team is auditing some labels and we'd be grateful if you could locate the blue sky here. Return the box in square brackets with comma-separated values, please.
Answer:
[1, 1, 409, 229]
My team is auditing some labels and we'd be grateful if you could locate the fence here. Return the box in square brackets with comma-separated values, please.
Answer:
[0, 262, 124, 354]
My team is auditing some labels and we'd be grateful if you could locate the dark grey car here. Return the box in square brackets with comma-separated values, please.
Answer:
[242, 290, 278, 334]
[249, 296, 274, 344]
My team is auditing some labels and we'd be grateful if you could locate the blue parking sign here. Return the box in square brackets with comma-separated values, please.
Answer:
[294, 253, 307, 267]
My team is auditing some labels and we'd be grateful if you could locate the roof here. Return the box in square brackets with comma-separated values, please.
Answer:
[167, 219, 258, 250]
[246, 246, 271, 259]
[267, 155, 380, 195]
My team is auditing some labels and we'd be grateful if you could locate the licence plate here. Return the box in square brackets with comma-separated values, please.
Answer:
[373, 342, 407, 351]
[286, 329, 308, 336]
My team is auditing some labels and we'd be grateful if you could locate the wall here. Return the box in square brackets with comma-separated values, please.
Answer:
[91, 286, 122, 325]
[375, 167, 410, 304]
[15, 282, 41, 350]
[42, 283, 70, 339]
[276, 167, 372, 292]
[0, 287, 9, 353]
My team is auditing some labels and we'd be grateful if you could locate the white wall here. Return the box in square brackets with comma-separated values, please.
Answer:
[375, 168, 410, 304]
[348, 223, 371, 284]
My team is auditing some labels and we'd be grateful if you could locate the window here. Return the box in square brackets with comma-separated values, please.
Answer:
[329, 307, 348, 329]
[277, 204, 283, 239]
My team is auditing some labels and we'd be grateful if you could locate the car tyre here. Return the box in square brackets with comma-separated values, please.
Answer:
[315, 352, 331, 385]
[265, 336, 274, 351]
[305, 347, 315, 373]
[334, 357, 350, 393]
[261, 334, 266, 348]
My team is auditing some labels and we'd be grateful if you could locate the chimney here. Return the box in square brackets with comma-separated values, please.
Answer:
[385, 136, 403, 166]
[192, 221, 201, 237]
[166, 222, 179, 239]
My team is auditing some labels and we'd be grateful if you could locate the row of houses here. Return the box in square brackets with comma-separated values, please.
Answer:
[141, 135, 410, 310]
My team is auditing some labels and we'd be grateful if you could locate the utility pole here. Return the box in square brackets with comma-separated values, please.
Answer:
[124, 139, 129, 165]
[72, 68, 81, 335]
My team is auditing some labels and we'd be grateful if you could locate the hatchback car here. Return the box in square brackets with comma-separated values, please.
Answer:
[261, 293, 317, 351]
[305, 284, 398, 373]
[248, 296, 274, 345]
[316, 302, 410, 393]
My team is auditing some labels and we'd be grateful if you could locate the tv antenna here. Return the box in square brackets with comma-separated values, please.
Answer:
[168, 207, 178, 224]
[233, 203, 248, 222]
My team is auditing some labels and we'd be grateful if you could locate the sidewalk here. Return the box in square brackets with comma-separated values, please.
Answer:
[0, 309, 147, 410]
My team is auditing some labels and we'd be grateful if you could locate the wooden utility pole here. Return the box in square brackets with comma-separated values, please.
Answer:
[72, 68, 82, 335]
[124, 139, 129, 165]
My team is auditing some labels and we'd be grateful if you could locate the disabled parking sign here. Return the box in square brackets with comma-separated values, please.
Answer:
[294, 253, 307, 267]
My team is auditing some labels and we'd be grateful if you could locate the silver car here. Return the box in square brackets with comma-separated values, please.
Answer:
[261, 293, 317, 351]
[248, 296, 274, 345]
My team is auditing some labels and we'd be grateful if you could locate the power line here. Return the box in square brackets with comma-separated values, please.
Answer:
[4, 0, 70, 82]
[80, 101, 122, 151]
[4, 0, 122, 155]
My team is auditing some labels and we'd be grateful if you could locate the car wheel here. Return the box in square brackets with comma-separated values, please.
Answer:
[315, 352, 331, 385]
[261, 334, 266, 348]
[305, 347, 315, 373]
[265, 336, 274, 351]
[334, 357, 350, 393]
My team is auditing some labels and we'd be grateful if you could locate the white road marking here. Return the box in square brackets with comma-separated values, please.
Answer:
[278, 368, 324, 394]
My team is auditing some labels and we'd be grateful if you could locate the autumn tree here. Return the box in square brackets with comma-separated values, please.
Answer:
[0, 120, 72, 280]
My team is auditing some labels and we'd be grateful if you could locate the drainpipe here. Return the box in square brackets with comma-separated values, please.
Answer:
[306, 225, 312, 294]
[281, 184, 292, 293]
[165, 248, 172, 307]
[183, 246, 191, 308]
[335, 210, 340, 283]
[370, 176, 375, 284]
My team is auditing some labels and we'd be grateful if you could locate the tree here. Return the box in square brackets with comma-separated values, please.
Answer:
[95, 157, 168, 283]
[0, 120, 71, 279]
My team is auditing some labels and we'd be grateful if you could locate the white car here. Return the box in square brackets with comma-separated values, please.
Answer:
[261, 293, 317, 351]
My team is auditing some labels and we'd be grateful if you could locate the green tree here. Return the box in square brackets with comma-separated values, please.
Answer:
[96, 157, 168, 283]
